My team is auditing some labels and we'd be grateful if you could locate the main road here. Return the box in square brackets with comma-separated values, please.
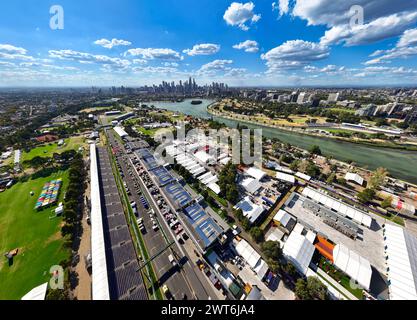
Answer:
[106, 130, 220, 300]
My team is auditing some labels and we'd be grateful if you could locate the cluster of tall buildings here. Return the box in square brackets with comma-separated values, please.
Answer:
[140, 78, 229, 95]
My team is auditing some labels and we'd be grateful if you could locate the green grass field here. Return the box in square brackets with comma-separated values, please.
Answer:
[0, 169, 70, 299]
[22, 136, 86, 164]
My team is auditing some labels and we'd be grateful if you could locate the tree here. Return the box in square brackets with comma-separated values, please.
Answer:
[326, 173, 336, 185]
[261, 241, 282, 261]
[381, 196, 393, 209]
[289, 159, 300, 171]
[241, 217, 251, 231]
[305, 162, 321, 178]
[309, 145, 322, 156]
[369, 167, 388, 189]
[357, 188, 376, 204]
[295, 277, 329, 300]
[250, 227, 264, 243]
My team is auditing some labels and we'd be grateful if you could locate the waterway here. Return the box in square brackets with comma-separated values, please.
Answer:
[149, 99, 417, 184]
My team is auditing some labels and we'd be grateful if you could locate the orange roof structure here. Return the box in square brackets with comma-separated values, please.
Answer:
[315, 235, 335, 262]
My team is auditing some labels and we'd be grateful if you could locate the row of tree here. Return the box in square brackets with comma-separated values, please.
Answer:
[46, 152, 86, 300]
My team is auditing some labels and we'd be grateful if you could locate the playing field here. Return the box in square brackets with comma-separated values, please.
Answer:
[22, 136, 86, 164]
[0, 169, 70, 300]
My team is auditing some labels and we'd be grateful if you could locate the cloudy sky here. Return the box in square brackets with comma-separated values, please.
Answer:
[1, 0, 417, 87]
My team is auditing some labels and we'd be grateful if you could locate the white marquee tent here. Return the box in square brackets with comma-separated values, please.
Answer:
[333, 243, 373, 291]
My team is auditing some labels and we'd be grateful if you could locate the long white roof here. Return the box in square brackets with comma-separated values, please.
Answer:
[276, 172, 295, 184]
[333, 243, 372, 291]
[235, 239, 261, 269]
[283, 231, 315, 275]
[384, 224, 417, 300]
[114, 126, 128, 138]
[234, 196, 265, 224]
[90, 145, 110, 300]
[345, 172, 365, 186]
[296, 172, 311, 181]
[273, 209, 293, 228]
[302, 187, 372, 228]
[245, 167, 266, 180]
[240, 177, 262, 194]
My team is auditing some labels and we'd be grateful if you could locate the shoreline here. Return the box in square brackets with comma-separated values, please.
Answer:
[207, 106, 417, 153]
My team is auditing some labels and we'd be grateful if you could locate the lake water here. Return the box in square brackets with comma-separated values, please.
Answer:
[150, 98, 417, 184]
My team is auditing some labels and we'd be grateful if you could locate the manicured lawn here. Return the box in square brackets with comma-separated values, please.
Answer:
[0, 169, 70, 299]
[22, 136, 86, 164]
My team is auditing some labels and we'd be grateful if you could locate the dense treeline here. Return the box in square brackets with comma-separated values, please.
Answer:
[46, 152, 86, 300]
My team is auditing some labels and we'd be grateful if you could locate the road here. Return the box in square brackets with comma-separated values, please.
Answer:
[107, 130, 220, 300]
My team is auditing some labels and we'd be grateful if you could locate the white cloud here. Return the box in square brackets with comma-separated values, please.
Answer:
[279, 1, 417, 46]
[94, 38, 132, 49]
[272, 0, 289, 18]
[365, 27, 417, 64]
[320, 11, 417, 46]
[48, 49, 131, 70]
[183, 43, 220, 56]
[397, 28, 417, 47]
[0, 44, 37, 62]
[197, 59, 234, 76]
[354, 65, 417, 78]
[232, 40, 259, 53]
[162, 62, 179, 67]
[133, 59, 147, 65]
[224, 67, 247, 77]
[223, 2, 261, 31]
[132, 66, 179, 74]
[0, 44, 27, 55]
[261, 40, 330, 72]
[124, 48, 183, 61]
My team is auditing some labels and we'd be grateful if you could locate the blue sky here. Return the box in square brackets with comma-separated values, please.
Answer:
[1, 0, 417, 87]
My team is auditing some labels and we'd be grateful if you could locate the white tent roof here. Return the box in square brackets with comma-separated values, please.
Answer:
[296, 172, 311, 181]
[273, 209, 293, 228]
[195, 150, 214, 163]
[192, 167, 206, 177]
[292, 223, 305, 235]
[302, 187, 373, 228]
[253, 259, 269, 280]
[21, 282, 48, 300]
[245, 167, 266, 180]
[276, 172, 295, 184]
[240, 177, 262, 194]
[114, 126, 128, 138]
[90, 145, 110, 300]
[283, 232, 315, 275]
[333, 243, 372, 291]
[207, 182, 221, 195]
[384, 224, 417, 300]
[235, 239, 261, 269]
[220, 157, 231, 165]
[234, 197, 265, 224]
[345, 172, 365, 186]
[198, 172, 213, 181]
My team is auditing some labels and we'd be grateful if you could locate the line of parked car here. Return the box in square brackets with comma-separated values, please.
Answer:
[132, 154, 189, 245]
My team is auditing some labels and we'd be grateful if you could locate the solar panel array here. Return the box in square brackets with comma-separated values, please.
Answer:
[302, 187, 372, 228]
[183, 203, 223, 248]
[136, 148, 160, 170]
[149, 166, 175, 187]
[162, 182, 193, 210]
[97, 147, 148, 300]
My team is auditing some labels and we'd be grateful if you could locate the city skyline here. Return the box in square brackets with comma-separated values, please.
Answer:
[1, 1, 417, 87]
